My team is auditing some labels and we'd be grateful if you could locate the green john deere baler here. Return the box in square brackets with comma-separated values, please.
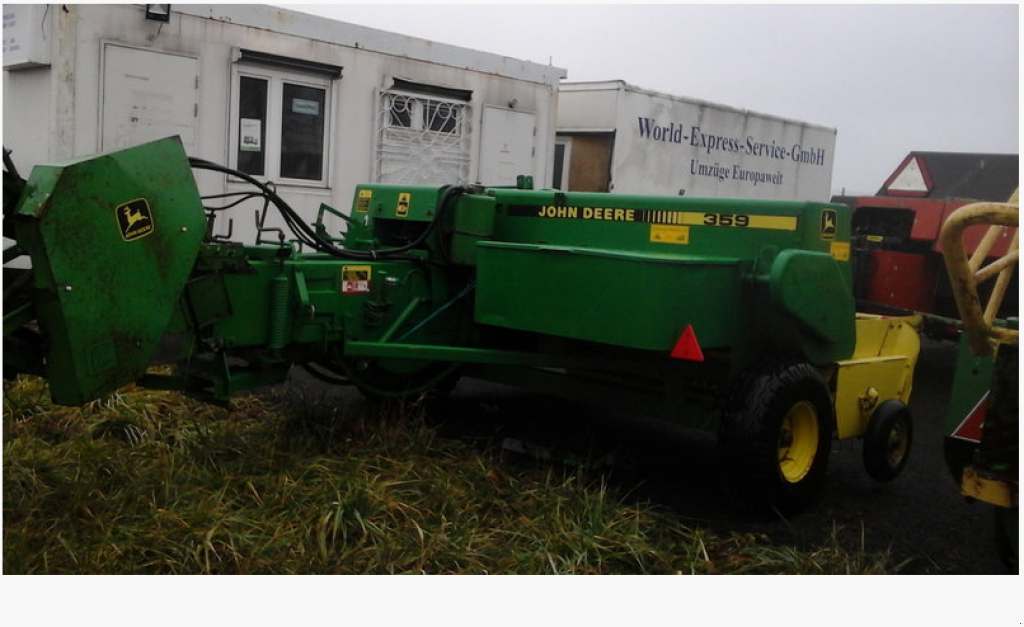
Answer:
[4, 137, 921, 511]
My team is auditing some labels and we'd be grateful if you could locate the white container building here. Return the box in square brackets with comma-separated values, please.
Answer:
[3, 4, 566, 242]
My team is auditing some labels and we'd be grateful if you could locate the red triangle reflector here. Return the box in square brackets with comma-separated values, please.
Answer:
[951, 391, 988, 443]
[671, 324, 705, 361]
[882, 154, 933, 197]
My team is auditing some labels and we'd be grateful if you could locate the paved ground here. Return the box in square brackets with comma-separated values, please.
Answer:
[292, 336, 1010, 574]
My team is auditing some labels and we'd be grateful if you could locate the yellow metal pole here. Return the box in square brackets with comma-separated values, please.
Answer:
[938, 191, 1019, 357]
[969, 223, 1004, 273]
[983, 229, 1018, 325]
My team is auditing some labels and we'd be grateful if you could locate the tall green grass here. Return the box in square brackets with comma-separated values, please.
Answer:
[3, 375, 898, 574]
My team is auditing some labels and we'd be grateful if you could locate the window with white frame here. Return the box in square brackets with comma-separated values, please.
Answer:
[231, 51, 340, 186]
[377, 80, 472, 185]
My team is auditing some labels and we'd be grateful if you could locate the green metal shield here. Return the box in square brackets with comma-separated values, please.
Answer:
[13, 137, 206, 404]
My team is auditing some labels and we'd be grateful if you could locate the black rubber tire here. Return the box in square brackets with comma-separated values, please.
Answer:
[862, 399, 913, 482]
[720, 360, 833, 514]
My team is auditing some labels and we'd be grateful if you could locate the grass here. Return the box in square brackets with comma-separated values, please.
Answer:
[3, 374, 900, 574]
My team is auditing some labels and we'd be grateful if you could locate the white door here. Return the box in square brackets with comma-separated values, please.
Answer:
[101, 45, 198, 152]
[478, 106, 535, 186]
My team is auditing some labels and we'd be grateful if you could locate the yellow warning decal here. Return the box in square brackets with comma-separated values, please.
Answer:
[830, 241, 851, 261]
[650, 224, 690, 245]
[116, 198, 155, 242]
[396, 192, 411, 217]
[678, 212, 798, 231]
[341, 265, 372, 294]
[356, 189, 372, 213]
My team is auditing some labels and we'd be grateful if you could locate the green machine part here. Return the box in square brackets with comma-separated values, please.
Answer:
[339, 182, 856, 364]
[174, 245, 468, 400]
[161, 183, 475, 402]
[11, 138, 207, 405]
[328, 184, 856, 373]
[944, 322, 1019, 501]
[452, 189, 856, 367]
[942, 323, 1018, 567]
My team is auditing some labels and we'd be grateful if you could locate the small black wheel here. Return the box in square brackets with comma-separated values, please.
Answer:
[863, 399, 913, 482]
[720, 360, 833, 513]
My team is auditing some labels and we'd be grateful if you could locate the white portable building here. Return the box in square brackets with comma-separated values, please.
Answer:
[3, 4, 565, 242]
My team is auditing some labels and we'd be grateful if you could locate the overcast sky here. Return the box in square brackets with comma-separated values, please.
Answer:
[288, 2, 1018, 196]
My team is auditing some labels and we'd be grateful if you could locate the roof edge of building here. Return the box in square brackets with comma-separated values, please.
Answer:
[176, 4, 568, 85]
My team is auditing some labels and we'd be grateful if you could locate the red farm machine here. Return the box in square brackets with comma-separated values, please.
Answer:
[835, 152, 1018, 330]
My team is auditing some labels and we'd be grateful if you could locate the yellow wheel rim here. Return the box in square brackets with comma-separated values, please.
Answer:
[886, 421, 910, 467]
[778, 400, 819, 483]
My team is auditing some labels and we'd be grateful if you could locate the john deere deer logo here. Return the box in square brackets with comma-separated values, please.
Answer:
[117, 198, 155, 241]
[820, 209, 837, 240]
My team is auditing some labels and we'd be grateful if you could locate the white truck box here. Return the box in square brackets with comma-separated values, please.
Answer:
[556, 80, 836, 202]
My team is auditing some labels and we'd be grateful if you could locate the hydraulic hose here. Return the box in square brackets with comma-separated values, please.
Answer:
[188, 157, 466, 262]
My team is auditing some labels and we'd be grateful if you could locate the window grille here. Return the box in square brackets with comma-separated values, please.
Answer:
[377, 91, 471, 185]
